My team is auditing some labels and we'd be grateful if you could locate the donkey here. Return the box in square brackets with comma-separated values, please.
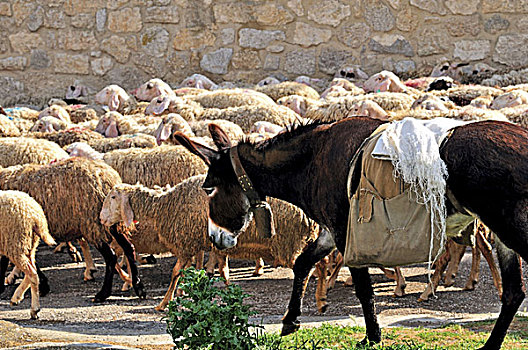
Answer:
[174, 117, 528, 350]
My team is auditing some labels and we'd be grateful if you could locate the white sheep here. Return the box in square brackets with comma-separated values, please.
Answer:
[0, 190, 56, 319]
[66, 143, 207, 188]
[100, 175, 319, 312]
[0, 137, 69, 167]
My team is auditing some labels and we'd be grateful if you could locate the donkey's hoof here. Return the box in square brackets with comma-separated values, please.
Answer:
[93, 291, 109, 303]
[144, 255, 157, 264]
[281, 321, 300, 336]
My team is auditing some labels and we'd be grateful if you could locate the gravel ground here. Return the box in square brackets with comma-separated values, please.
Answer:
[0, 243, 526, 349]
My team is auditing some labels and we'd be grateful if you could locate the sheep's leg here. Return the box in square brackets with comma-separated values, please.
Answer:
[419, 241, 453, 301]
[464, 245, 481, 291]
[5, 266, 22, 285]
[155, 258, 187, 312]
[78, 238, 96, 281]
[194, 251, 204, 270]
[477, 232, 503, 299]
[349, 267, 382, 345]
[36, 264, 50, 297]
[381, 267, 407, 297]
[27, 268, 40, 319]
[0, 256, 9, 295]
[444, 242, 466, 287]
[11, 274, 30, 305]
[139, 254, 157, 265]
[205, 251, 217, 277]
[64, 241, 82, 263]
[53, 242, 68, 254]
[93, 242, 117, 302]
[115, 259, 132, 292]
[253, 258, 265, 276]
[327, 251, 342, 290]
[108, 224, 145, 299]
[281, 229, 335, 336]
[217, 254, 230, 284]
[314, 257, 329, 313]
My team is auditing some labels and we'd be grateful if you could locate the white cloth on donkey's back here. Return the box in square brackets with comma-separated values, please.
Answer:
[372, 117, 465, 268]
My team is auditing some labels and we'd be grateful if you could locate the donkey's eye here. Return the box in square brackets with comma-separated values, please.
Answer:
[203, 187, 216, 196]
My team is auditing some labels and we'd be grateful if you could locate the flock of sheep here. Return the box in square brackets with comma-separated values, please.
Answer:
[0, 63, 526, 320]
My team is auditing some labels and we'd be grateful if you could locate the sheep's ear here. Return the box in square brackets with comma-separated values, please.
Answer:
[120, 194, 134, 227]
[171, 131, 217, 166]
[208, 123, 232, 150]
[109, 92, 120, 111]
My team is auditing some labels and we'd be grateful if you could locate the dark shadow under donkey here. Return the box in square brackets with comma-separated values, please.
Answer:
[174, 117, 528, 350]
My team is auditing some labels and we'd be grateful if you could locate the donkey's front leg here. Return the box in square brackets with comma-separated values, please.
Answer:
[281, 229, 335, 336]
[349, 267, 381, 345]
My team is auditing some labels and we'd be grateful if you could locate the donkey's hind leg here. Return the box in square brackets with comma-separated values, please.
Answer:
[349, 267, 381, 345]
[479, 238, 525, 350]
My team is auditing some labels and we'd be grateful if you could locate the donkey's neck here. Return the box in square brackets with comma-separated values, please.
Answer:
[238, 133, 314, 209]
[235, 118, 385, 249]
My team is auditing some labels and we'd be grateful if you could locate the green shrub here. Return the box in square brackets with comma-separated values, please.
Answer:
[165, 267, 259, 350]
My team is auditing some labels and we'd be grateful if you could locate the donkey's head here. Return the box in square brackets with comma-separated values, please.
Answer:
[173, 124, 274, 250]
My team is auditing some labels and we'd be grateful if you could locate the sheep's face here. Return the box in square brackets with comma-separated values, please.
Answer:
[133, 79, 172, 102]
[257, 77, 280, 87]
[100, 189, 133, 227]
[39, 106, 69, 122]
[31, 119, 53, 133]
[491, 92, 526, 110]
[145, 95, 171, 115]
[95, 112, 120, 137]
[95, 85, 127, 111]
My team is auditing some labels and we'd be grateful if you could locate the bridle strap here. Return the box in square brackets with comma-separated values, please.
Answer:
[229, 146, 262, 206]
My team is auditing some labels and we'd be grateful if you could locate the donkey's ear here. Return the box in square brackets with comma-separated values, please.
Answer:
[208, 123, 232, 150]
[171, 131, 218, 166]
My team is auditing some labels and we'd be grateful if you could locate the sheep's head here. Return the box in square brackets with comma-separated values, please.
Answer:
[411, 95, 449, 112]
[349, 101, 389, 120]
[250, 121, 283, 134]
[95, 111, 121, 137]
[257, 76, 280, 87]
[363, 71, 406, 93]
[38, 105, 70, 122]
[66, 82, 88, 100]
[180, 74, 217, 90]
[277, 95, 306, 116]
[335, 65, 369, 81]
[66, 142, 102, 160]
[100, 186, 134, 227]
[145, 95, 172, 116]
[95, 85, 128, 111]
[490, 91, 528, 110]
[31, 116, 68, 133]
[132, 78, 173, 102]
[154, 113, 193, 145]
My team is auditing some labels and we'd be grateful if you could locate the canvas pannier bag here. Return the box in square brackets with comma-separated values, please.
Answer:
[344, 132, 443, 268]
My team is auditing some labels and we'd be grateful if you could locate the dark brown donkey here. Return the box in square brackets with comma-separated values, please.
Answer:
[174, 117, 528, 350]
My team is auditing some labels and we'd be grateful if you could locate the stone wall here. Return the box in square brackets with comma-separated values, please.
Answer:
[0, 0, 527, 106]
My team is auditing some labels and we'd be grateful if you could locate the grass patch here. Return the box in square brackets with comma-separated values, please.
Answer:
[258, 317, 528, 349]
